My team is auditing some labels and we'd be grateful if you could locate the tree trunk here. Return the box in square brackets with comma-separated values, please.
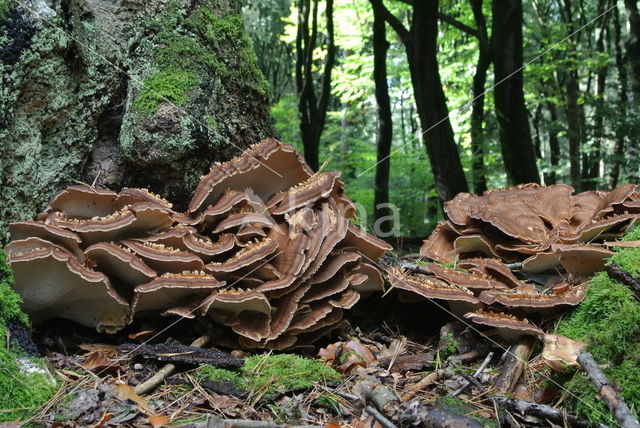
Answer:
[408, 0, 469, 203]
[370, 1, 394, 235]
[584, 13, 609, 190]
[372, 0, 469, 205]
[0, 0, 272, 239]
[545, 101, 561, 185]
[625, 0, 640, 103]
[610, 3, 629, 188]
[295, 0, 336, 171]
[491, 0, 540, 185]
[469, 0, 490, 195]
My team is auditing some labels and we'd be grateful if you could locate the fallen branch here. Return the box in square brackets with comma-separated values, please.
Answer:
[491, 396, 610, 428]
[577, 350, 640, 428]
[401, 368, 454, 401]
[493, 337, 535, 394]
[365, 406, 399, 428]
[604, 262, 640, 295]
[134, 336, 211, 395]
[120, 339, 241, 367]
[451, 351, 493, 397]
[356, 378, 398, 413]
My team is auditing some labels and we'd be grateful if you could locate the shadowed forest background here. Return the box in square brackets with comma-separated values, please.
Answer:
[244, 0, 640, 237]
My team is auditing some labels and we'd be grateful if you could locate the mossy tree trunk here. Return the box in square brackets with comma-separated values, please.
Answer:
[0, 0, 273, 240]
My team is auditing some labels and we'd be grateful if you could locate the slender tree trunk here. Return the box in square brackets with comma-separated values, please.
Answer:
[295, 0, 335, 171]
[545, 101, 561, 185]
[565, 74, 582, 189]
[584, 14, 609, 189]
[610, 3, 629, 188]
[370, 1, 394, 234]
[469, 0, 490, 194]
[371, 0, 469, 205]
[491, 0, 540, 185]
[408, 0, 469, 203]
[625, 0, 640, 103]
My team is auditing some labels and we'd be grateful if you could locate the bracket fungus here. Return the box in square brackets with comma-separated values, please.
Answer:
[5, 139, 388, 349]
[388, 184, 640, 341]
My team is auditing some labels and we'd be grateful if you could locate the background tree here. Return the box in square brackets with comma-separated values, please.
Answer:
[295, 0, 336, 170]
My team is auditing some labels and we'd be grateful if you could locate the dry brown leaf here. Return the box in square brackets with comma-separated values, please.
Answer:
[376, 336, 407, 360]
[148, 415, 170, 428]
[90, 413, 113, 428]
[324, 423, 341, 428]
[319, 340, 376, 374]
[542, 334, 587, 372]
[82, 351, 116, 371]
[116, 383, 153, 414]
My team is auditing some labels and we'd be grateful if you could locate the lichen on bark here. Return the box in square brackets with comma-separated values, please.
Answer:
[0, 0, 273, 240]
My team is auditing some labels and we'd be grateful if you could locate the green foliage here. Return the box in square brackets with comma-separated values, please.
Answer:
[134, 70, 200, 114]
[0, 0, 10, 20]
[556, 270, 640, 423]
[196, 353, 340, 396]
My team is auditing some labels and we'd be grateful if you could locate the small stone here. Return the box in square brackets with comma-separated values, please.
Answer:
[133, 363, 143, 370]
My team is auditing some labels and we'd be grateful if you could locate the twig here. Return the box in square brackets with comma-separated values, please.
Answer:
[135, 336, 209, 395]
[395, 399, 484, 428]
[493, 337, 534, 394]
[492, 396, 610, 428]
[365, 406, 398, 428]
[401, 368, 454, 401]
[577, 350, 640, 428]
[451, 351, 494, 397]
[357, 378, 398, 413]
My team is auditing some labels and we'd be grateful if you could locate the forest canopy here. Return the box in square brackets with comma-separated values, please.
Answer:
[243, 0, 640, 238]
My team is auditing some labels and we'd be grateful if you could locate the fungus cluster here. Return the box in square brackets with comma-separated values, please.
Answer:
[389, 183, 640, 340]
[5, 139, 390, 349]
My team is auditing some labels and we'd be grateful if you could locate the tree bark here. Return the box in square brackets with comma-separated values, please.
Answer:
[373, 0, 469, 205]
[295, 0, 336, 171]
[625, 0, 640, 103]
[610, 3, 629, 188]
[545, 100, 561, 185]
[370, 1, 394, 235]
[0, 0, 273, 239]
[491, 0, 540, 185]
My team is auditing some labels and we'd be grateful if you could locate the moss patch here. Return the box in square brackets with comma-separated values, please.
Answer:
[134, 70, 200, 114]
[556, 271, 640, 424]
[195, 354, 341, 397]
[0, 250, 58, 422]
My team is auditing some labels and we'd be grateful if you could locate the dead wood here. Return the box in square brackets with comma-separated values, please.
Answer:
[401, 368, 454, 401]
[119, 340, 242, 367]
[491, 396, 610, 428]
[493, 336, 535, 394]
[356, 378, 399, 413]
[451, 351, 493, 397]
[376, 352, 434, 373]
[577, 350, 640, 428]
[604, 262, 640, 295]
[132, 336, 219, 395]
[395, 399, 484, 428]
[364, 406, 399, 428]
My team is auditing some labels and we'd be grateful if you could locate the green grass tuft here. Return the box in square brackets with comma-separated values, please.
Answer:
[195, 353, 341, 397]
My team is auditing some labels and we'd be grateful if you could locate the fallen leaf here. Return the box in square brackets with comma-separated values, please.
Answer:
[90, 413, 113, 428]
[542, 334, 587, 372]
[324, 423, 341, 428]
[148, 415, 170, 428]
[377, 336, 407, 360]
[116, 383, 152, 415]
[82, 351, 117, 371]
